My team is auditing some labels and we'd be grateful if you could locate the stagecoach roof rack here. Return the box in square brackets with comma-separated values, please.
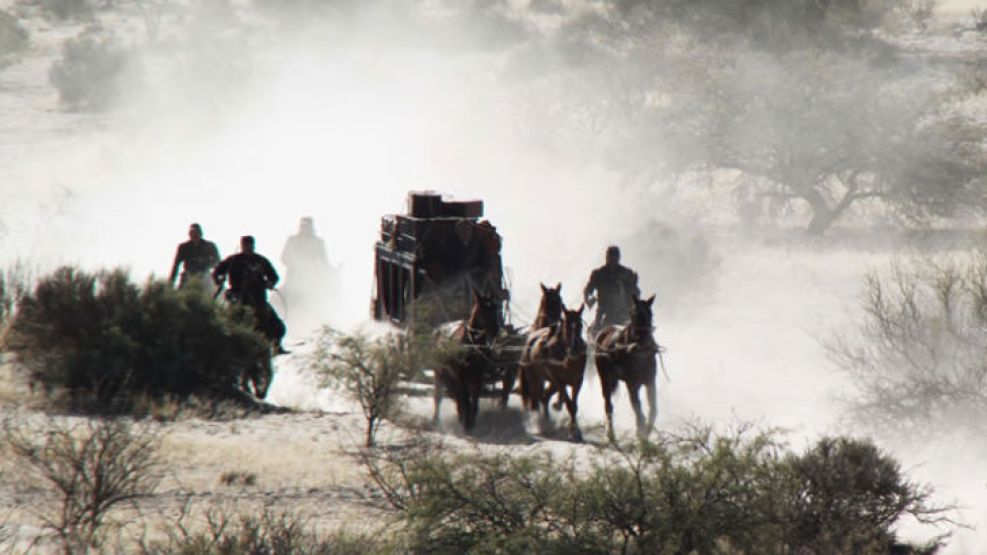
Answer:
[406, 190, 483, 219]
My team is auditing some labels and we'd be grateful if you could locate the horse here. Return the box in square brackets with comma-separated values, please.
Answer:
[515, 282, 563, 415]
[221, 286, 287, 355]
[216, 290, 277, 400]
[519, 303, 587, 441]
[432, 290, 502, 432]
[532, 282, 563, 330]
[594, 294, 659, 442]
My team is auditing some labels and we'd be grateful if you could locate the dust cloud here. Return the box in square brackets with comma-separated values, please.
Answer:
[2, 0, 986, 549]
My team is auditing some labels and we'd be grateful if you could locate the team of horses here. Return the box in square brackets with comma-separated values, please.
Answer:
[432, 283, 660, 442]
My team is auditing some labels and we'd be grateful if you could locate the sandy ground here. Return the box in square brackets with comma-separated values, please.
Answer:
[0, 358, 608, 552]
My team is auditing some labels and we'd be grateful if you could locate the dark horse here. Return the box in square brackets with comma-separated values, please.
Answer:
[432, 290, 502, 432]
[515, 282, 563, 415]
[532, 282, 563, 330]
[216, 290, 275, 400]
[519, 303, 587, 441]
[594, 295, 658, 441]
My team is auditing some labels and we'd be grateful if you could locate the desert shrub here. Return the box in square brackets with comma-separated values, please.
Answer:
[49, 26, 139, 111]
[2, 417, 161, 553]
[362, 438, 579, 554]
[218, 470, 256, 487]
[779, 437, 945, 553]
[141, 506, 385, 555]
[311, 324, 456, 447]
[830, 254, 987, 438]
[365, 428, 950, 554]
[7, 266, 271, 414]
[0, 9, 29, 66]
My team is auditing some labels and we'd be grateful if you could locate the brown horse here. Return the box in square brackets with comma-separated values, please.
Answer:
[532, 282, 563, 330]
[515, 282, 563, 416]
[432, 290, 502, 432]
[519, 303, 587, 440]
[594, 295, 658, 442]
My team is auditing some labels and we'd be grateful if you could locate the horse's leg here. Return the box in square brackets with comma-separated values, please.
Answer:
[530, 368, 552, 433]
[559, 383, 580, 442]
[598, 369, 617, 443]
[432, 370, 443, 425]
[518, 364, 533, 412]
[645, 376, 657, 438]
[628, 382, 647, 439]
[539, 378, 552, 420]
[466, 378, 481, 433]
[548, 382, 563, 411]
[455, 386, 469, 431]
[568, 370, 584, 442]
[253, 360, 272, 400]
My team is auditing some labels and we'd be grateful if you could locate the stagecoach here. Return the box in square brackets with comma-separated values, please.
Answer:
[372, 191, 509, 326]
[372, 192, 524, 422]
[371, 192, 660, 438]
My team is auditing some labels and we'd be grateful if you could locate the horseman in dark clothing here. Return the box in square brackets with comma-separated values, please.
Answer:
[169, 223, 221, 292]
[584, 245, 641, 334]
[213, 235, 288, 355]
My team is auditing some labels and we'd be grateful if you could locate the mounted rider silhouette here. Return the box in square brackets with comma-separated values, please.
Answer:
[169, 223, 221, 294]
[213, 235, 289, 355]
[584, 245, 641, 335]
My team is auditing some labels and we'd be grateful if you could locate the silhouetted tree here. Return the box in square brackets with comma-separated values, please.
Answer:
[832, 255, 987, 438]
[508, 0, 987, 234]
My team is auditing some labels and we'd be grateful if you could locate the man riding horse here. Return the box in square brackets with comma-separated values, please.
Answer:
[169, 223, 221, 294]
[583, 245, 641, 334]
[213, 235, 288, 355]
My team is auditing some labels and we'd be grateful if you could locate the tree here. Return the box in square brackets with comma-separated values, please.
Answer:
[311, 325, 454, 447]
[3, 417, 161, 553]
[508, 0, 987, 234]
[693, 54, 987, 234]
[831, 255, 987, 438]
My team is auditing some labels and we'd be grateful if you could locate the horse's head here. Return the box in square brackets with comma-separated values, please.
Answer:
[561, 303, 585, 351]
[537, 282, 564, 327]
[630, 294, 655, 334]
[467, 289, 501, 342]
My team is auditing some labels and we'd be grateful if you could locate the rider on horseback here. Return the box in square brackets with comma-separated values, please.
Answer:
[169, 223, 221, 293]
[583, 245, 641, 334]
[213, 235, 289, 355]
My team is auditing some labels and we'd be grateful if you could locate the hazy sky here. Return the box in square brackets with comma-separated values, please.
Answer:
[941, 0, 983, 12]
